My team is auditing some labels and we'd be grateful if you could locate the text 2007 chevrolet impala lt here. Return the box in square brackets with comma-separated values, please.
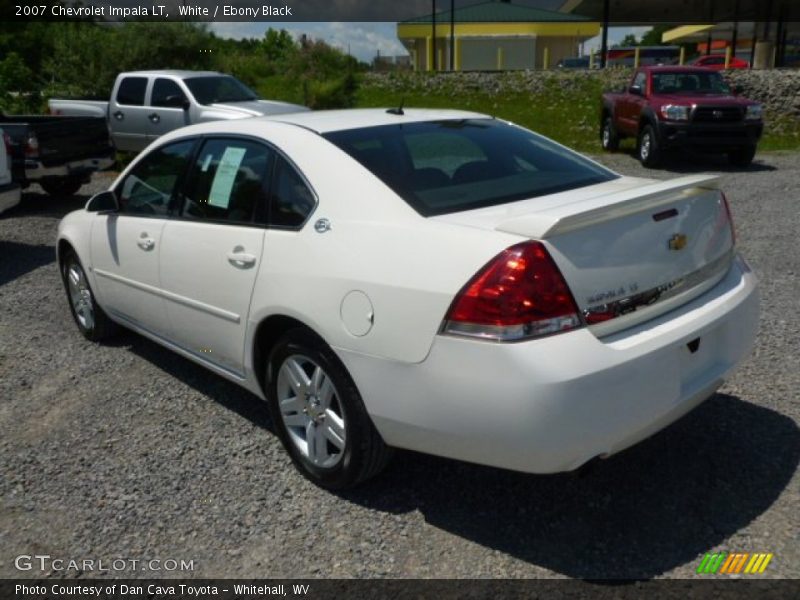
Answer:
[57, 109, 759, 488]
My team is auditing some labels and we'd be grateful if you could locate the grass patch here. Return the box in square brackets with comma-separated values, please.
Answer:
[356, 73, 800, 153]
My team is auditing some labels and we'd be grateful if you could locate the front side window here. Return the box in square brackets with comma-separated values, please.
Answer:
[117, 140, 195, 216]
[181, 138, 271, 224]
[151, 78, 187, 108]
[324, 119, 617, 217]
[269, 156, 316, 228]
[183, 76, 258, 105]
[116, 77, 148, 106]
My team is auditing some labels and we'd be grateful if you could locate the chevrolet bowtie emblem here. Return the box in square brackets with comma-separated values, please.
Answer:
[668, 233, 688, 251]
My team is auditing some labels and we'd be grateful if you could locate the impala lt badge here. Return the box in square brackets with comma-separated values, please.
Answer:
[668, 233, 688, 251]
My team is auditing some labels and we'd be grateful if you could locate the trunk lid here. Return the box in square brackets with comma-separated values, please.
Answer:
[435, 174, 735, 337]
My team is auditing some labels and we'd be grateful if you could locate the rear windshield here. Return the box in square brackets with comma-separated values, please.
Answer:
[323, 119, 618, 216]
[184, 76, 259, 105]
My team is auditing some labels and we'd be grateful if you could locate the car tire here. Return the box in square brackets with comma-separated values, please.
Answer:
[266, 328, 392, 489]
[600, 116, 620, 152]
[41, 176, 84, 197]
[728, 145, 757, 167]
[60, 250, 118, 342]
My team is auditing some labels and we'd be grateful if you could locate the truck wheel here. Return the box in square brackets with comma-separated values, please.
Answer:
[601, 116, 620, 152]
[637, 124, 662, 167]
[728, 146, 756, 168]
[41, 176, 83, 197]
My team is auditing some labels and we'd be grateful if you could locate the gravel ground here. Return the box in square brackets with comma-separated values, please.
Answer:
[0, 150, 798, 580]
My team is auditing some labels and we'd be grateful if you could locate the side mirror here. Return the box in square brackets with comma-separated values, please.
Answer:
[732, 84, 743, 95]
[86, 190, 118, 213]
[629, 85, 643, 96]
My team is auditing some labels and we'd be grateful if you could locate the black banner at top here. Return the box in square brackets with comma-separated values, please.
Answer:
[3, 0, 800, 23]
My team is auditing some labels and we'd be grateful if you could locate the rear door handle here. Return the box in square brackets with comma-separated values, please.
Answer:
[137, 236, 155, 251]
[148, 113, 160, 124]
[113, 111, 124, 121]
[227, 251, 256, 268]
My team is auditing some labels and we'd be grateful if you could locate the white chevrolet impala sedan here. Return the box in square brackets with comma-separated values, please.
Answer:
[57, 109, 759, 488]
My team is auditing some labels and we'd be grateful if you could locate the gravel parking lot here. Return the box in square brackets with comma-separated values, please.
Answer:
[1, 151, 798, 580]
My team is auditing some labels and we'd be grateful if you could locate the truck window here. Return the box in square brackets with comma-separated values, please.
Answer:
[116, 77, 148, 106]
[632, 71, 647, 90]
[151, 79, 187, 108]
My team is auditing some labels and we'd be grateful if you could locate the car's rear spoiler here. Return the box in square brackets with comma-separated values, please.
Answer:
[496, 174, 721, 239]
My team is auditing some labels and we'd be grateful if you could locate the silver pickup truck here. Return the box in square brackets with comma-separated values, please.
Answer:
[49, 70, 308, 153]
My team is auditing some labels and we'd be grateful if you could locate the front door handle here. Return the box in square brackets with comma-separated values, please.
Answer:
[113, 111, 124, 121]
[227, 251, 256, 268]
[137, 236, 155, 251]
[148, 113, 161, 124]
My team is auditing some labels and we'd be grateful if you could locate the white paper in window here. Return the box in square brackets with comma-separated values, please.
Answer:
[208, 146, 246, 208]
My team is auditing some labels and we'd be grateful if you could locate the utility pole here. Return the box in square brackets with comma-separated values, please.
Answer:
[449, 0, 455, 71]
[432, 0, 437, 71]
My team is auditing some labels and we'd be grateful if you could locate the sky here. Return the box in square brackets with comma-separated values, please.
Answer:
[210, 22, 654, 63]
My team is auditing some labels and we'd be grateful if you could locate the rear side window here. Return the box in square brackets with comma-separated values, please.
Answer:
[269, 156, 316, 228]
[116, 77, 148, 106]
[117, 140, 195, 216]
[151, 78, 187, 108]
[324, 119, 617, 217]
[182, 138, 271, 224]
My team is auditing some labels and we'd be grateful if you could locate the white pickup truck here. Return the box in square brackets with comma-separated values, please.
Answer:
[49, 70, 308, 153]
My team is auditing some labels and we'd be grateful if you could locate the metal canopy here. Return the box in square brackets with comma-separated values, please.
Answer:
[569, 0, 800, 23]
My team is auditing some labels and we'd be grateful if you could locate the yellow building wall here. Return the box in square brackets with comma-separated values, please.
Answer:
[398, 22, 598, 71]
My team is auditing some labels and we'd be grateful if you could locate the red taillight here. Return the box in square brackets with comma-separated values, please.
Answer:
[24, 133, 39, 158]
[442, 241, 583, 341]
[721, 191, 736, 246]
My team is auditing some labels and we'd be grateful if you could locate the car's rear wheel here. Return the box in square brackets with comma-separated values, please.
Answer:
[637, 124, 662, 167]
[41, 176, 84, 197]
[601, 116, 620, 152]
[61, 250, 118, 342]
[728, 145, 757, 167]
[266, 328, 391, 489]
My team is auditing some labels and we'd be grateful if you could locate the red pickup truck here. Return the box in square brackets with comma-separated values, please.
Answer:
[601, 66, 763, 167]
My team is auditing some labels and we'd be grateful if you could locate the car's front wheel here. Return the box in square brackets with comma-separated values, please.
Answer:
[637, 124, 663, 167]
[728, 145, 757, 167]
[266, 328, 391, 489]
[61, 250, 118, 342]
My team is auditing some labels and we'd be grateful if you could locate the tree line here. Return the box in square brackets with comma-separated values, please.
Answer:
[0, 21, 364, 114]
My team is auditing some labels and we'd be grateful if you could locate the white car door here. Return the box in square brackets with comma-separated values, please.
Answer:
[90, 139, 197, 335]
[158, 137, 271, 375]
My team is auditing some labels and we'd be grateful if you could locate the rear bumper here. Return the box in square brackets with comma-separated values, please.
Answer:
[338, 255, 759, 474]
[0, 181, 21, 214]
[24, 156, 115, 183]
[657, 120, 763, 151]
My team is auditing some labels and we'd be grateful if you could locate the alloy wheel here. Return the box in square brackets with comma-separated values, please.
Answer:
[276, 354, 346, 468]
[66, 261, 95, 331]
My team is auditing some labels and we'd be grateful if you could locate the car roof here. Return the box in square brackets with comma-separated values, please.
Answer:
[264, 108, 492, 134]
